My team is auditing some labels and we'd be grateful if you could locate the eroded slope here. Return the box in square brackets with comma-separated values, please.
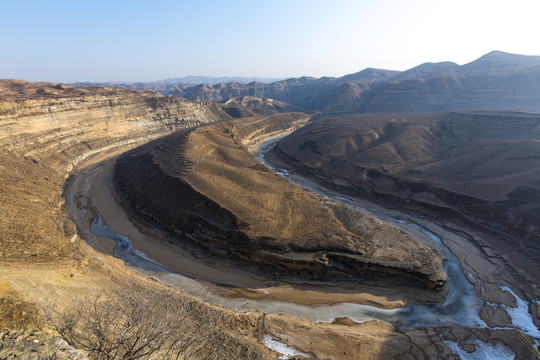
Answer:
[0, 80, 231, 263]
[114, 113, 446, 289]
[275, 111, 540, 279]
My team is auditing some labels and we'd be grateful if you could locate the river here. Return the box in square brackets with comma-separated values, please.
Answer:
[87, 135, 538, 359]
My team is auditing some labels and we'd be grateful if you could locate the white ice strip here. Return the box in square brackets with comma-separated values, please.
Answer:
[262, 335, 309, 359]
[92, 140, 487, 328]
[500, 286, 540, 338]
[443, 339, 515, 360]
[257, 142, 490, 329]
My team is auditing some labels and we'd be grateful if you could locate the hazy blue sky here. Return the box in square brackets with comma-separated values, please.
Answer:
[1, 0, 539, 82]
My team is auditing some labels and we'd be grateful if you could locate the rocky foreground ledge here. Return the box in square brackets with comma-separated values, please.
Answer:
[114, 113, 447, 290]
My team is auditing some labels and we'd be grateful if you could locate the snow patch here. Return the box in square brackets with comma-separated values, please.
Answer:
[500, 286, 540, 338]
[444, 339, 515, 360]
[262, 335, 309, 359]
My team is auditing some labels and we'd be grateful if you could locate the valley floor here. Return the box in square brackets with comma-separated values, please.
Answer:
[62, 131, 539, 359]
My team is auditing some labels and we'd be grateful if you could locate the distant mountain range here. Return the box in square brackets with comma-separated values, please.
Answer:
[155, 76, 283, 85]
[74, 51, 540, 114]
[73, 75, 281, 90]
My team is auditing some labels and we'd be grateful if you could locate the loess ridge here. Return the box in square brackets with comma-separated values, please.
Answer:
[114, 113, 447, 289]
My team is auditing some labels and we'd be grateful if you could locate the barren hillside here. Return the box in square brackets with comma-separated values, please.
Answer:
[0, 80, 231, 262]
[275, 111, 540, 280]
[114, 113, 447, 289]
[0, 81, 281, 358]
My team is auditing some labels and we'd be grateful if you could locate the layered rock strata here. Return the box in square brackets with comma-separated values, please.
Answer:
[114, 113, 446, 289]
[0, 80, 230, 263]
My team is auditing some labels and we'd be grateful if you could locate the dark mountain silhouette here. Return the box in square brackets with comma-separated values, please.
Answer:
[74, 51, 540, 114]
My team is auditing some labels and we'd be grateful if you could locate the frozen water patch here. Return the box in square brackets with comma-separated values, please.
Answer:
[130, 248, 165, 268]
[467, 272, 479, 283]
[444, 339, 515, 360]
[392, 220, 486, 329]
[88, 133, 537, 346]
[275, 169, 289, 178]
[500, 286, 540, 338]
[91, 212, 174, 273]
[262, 335, 309, 359]
[466, 272, 486, 293]
[255, 140, 488, 329]
[90, 209, 535, 342]
[334, 196, 357, 206]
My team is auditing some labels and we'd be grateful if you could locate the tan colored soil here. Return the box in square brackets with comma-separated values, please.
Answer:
[1, 81, 537, 359]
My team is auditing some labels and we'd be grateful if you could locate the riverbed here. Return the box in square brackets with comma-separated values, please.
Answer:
[67, 132, 539, 359]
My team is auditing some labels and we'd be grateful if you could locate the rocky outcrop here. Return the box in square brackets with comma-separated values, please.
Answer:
[114, 113, 446, 289]
[221, 96, 303, 117]
[0, 80, 231, 174]
[0, 80, 231, 263]
[0, 330, 87, 359]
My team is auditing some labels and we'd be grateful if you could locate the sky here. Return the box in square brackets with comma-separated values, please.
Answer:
[1, 0, 540, 83]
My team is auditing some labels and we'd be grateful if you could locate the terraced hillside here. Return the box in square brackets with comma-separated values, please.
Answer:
[114, 113, 447, 289]
[2, 80, 538, 359]
[0, 80, 286, 359]
[0, 79, 231, 263]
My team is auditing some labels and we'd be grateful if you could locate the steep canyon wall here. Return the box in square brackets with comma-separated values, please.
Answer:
[0, 80, 230, 263]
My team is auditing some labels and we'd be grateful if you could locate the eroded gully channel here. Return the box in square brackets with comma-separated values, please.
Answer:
[86, 135, 538, 359]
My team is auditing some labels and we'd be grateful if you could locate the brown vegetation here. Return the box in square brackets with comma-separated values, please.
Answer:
[0, 280, 40, 332]
[0, 81, 274, 358]
[41, 284, 222, 360]
[2, 79, 537, 359]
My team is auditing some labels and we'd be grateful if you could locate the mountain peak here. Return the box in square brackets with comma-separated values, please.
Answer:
[459, 50, 540, 76]
[395, 61, 459, 80]
[338, 68, 400, 83]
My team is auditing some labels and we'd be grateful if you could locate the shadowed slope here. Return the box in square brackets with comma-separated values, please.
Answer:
[115, 113, 446, 289]
[0, 80, 231, 263]
[275, 111, 540, 279]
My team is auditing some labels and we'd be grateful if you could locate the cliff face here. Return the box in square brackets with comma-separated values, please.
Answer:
[114, 113, 446, 289]
[0, 81, 230, 173]
[0, 80, 230, 263]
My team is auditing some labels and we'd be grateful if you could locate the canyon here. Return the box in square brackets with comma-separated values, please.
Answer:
[274, 111, 540, 284]
[0, 80, 231, 264]
[1, 52, 540, 360]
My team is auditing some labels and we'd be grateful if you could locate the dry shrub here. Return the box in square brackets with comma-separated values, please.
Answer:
[0, 280, 40, 331]
[41, 283, 222, 359]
